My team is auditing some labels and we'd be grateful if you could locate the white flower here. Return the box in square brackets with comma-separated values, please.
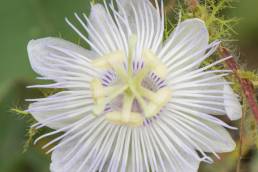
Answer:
[26, 0, 242, 172]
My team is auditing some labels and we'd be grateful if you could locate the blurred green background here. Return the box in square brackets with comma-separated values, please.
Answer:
[0, 0, 257, 172]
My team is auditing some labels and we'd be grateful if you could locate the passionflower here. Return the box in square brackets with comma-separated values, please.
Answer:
[26, 0, 242, 171]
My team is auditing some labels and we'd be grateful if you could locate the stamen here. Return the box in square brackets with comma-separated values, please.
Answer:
[90, 79, 105, 115]
[143, 50, 168, 78]
[90, 35, 171, 127]
[144, 88, 172, 118]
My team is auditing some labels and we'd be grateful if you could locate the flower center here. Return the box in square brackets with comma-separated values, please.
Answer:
[90, 35, 171, 127]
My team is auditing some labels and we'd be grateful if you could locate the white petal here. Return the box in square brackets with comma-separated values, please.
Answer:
[28, 91, 93, 129]
[50, 134, 87, 172]
[195, 120, 236, 153]
[160, 18, 209, 73]
[50, 118, 111, 172]
[117, 0, 164, 54]
[169, 71, 242, 121]
[224, 83, 242, 120]
[164, 109, 236, 153]
[152, 118, 201, 171]
[27, 37, 98, 129]
[88, 4, 125, 53]
[50, 118, 201, 172]
[169, 145, 200, 172]
[27, 37, 98, 85]
[169, 75, 225, 116]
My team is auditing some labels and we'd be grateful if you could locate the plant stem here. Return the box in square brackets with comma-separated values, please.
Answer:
[219, 46, 258, 122]
[237, 97, 247, 172]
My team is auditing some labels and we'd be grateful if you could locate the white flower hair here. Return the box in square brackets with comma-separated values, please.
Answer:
[26, 0, 242, 171]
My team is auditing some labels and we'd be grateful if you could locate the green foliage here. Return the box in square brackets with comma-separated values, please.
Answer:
[38, 88, 64, 97]
[164, 0, 240, 44]
[11, 108, 38, 153]
[23, 127, 38, 154]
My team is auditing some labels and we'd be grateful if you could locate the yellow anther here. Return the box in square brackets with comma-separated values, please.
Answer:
[144, 87, 172, 118]
[90, 79, 104, 100]
[92, 51, 128, 82]
[144, 102, 162, 118]
[143, 49, 168, 78]
[90, 79, 106, 115]
[126, 112, 144, 127]
[106, 111, 144, 127]
[92, 51, 125, 69]
[106, 111, 121, 125]
[92, 102, 106, 116]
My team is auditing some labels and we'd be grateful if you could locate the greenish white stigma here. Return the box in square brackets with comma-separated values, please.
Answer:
[90, 35, 171, 127]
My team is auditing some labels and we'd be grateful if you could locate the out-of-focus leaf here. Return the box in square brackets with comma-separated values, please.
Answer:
[0, 81, 12, 103]
[0, 0, 92, 171]
[0, 80, 50, 172]
[0, 0, 91, 98]
[251, 151, 258, 172]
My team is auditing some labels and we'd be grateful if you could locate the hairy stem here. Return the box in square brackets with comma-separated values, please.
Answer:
[219, 46, 258, 122]
[237, 97, 247, 172]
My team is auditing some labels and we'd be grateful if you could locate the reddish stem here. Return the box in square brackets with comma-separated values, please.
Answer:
[219, 47, 258, 121]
